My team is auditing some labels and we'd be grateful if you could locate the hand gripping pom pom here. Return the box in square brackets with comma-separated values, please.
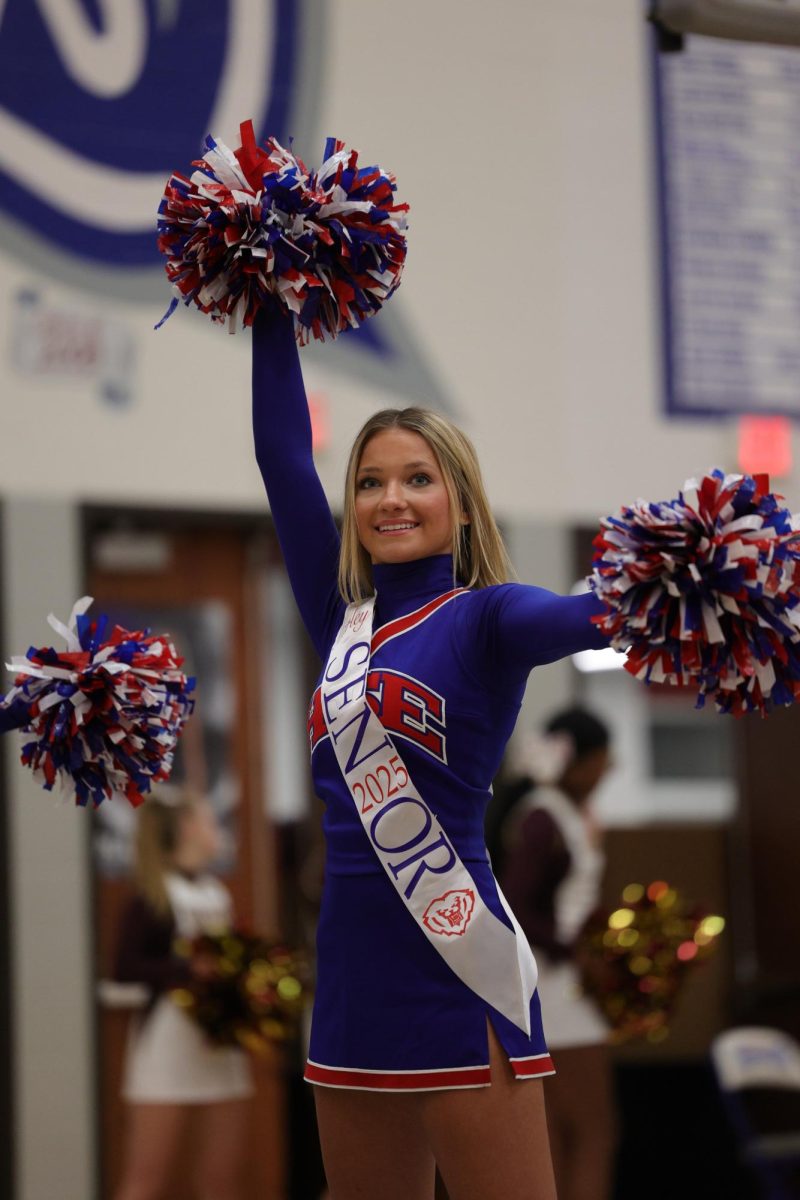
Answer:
[590, 470, 800, 715]
[156, 120, 409, 343]
[2, 597, 195, 807]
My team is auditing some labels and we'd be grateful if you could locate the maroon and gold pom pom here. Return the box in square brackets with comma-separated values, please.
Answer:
[577, 881, 725, 1043]
[171, 929, 310, 1052]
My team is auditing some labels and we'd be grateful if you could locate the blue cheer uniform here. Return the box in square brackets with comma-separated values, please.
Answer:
[252, 314, 609, 1091]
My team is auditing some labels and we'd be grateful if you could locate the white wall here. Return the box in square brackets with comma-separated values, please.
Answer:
[3, 501, 95, 1200]
[0, 0, 767, 528]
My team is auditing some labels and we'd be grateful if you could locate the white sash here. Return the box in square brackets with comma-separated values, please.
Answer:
[320, 595, 538, 1035]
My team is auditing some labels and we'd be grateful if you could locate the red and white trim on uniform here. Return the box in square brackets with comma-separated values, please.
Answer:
[304, 1054, 555, 1091]
[370, 588, 468, 656]
[304, 1059, 492, 1092]
[509, 1053, 556, 1079]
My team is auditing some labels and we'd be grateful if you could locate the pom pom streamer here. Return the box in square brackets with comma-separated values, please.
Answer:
[2, 597, 195, 807]
[156, 120, 409, 342]
[590, 470, 800, 715]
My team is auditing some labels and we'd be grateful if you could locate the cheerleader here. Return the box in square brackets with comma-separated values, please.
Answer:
[113, 789, 253, 1200]
[251, 309, 616, 1200]
[500, 707, 618, 1200]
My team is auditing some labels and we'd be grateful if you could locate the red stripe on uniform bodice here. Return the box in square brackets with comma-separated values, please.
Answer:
[371, 588, 468, 656]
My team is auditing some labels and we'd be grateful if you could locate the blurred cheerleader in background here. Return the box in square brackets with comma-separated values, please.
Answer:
[113, 789, 253, 1200]
[498, 707, 618, 1200]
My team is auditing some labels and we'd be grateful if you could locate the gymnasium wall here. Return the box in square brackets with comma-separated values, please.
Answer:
[0, 0, 745, 525]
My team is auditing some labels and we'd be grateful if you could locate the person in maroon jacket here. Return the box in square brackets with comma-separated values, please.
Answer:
[499, 707, 618, 1200]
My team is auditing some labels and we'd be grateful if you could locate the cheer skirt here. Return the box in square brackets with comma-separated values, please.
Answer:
[305, 861, 554, 1092]
[535, 959, 609, 1050]
[122, 997, 254, 1104]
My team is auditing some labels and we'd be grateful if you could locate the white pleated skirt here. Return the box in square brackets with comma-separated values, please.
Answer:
[535, 960, 609, 1051]
[122, 996, 254, 1104]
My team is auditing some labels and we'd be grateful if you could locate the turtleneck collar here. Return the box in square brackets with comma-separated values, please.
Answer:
[372, 554, 462, 624]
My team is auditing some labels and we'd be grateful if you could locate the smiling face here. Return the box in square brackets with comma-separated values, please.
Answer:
[354, 428, 461, 565]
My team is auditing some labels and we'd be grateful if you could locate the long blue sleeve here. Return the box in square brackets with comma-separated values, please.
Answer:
[454, 584, 611, 692]
[252, 312, 344, 658]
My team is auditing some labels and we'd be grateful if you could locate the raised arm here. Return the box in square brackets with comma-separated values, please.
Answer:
[457, 584, 610, 691]
[252, 311, 344, 657]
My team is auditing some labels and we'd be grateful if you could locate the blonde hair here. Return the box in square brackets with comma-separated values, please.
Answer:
[338, 408, 515, 603]
[133, 785, 201, 917]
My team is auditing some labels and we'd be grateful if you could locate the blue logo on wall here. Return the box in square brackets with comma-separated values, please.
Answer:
[0, 0, 298, 266]
[0, 1, 450, 402]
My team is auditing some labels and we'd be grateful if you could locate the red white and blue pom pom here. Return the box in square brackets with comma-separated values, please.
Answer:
[590, 470, 800, 715]
[155, 120, 409, 343]
[3, 598, 195, 807]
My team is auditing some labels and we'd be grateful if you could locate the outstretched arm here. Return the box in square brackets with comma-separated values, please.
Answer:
[495, 586, 609, 671]
[457, 584, 610, 691]
[252, 311, 344, 657]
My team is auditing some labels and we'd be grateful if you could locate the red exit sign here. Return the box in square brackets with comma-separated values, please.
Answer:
[738, 416, 792, 478]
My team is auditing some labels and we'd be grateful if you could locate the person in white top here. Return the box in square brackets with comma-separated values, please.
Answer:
[499, 707, 618, 1200]
[113, 788, 253, 1200]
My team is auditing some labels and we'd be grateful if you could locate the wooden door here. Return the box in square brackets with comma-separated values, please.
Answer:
[86, 515, 286, 1198]
[733, 703, 800, 1038]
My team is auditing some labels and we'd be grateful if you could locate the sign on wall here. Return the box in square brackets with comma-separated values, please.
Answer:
[654, 33, 800, 417]
[10, 288, 136, 406]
